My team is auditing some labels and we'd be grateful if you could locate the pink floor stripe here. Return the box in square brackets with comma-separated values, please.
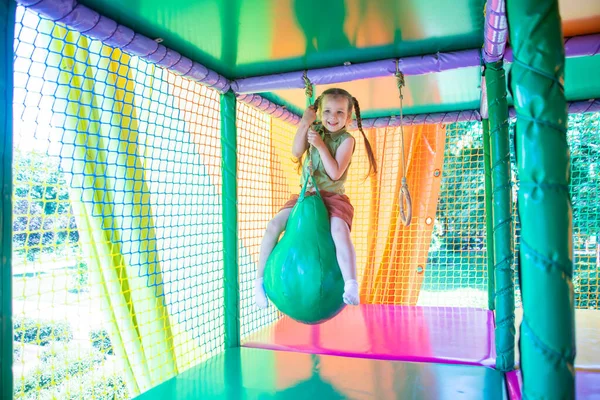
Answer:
[244, 304, 496, 366]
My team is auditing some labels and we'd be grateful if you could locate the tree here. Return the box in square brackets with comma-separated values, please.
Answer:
[434, 121, 486, 251]
[13, 150, 79, 261]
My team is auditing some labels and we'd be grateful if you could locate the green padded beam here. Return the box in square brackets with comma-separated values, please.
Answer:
[485, 61, 515, 371]
[507, 0, 575, 398]
[482, 118, 495, 311]
[1, 1, 15, 399]
[221, 90, 240, 348]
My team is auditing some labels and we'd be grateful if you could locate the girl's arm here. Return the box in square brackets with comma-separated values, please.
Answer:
[292, 120, 311, 158]
[292, 106, 317, 158]
[309, 133, 355, 181]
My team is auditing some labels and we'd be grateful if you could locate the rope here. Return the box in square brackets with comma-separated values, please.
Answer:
[303, 70, 315, 178]
[303, 70, 314, 101]
[395, 60, 412, 226]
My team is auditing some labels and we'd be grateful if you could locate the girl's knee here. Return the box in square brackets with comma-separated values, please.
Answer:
[266, 213, 288, 236]
[331, 218, 350, 242]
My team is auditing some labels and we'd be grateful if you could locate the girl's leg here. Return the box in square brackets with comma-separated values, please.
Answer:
[330, 217, 359, 305]
[255, 208, 292, 308]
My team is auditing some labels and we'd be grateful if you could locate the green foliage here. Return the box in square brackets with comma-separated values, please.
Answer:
[509, 114, 600, 308]
[59, 371, 130, 400]
[424, 249, 487, 291]
[434, 121, 486, 252]
[14, 344, 22, 362]
[13, 317, 73, 346]
[14, 344, 105, 396]
[90, 328, 114, 355]
[13, 149, 79, 261]
[432, 115, 599, 309]
[573, 254, 599, 309]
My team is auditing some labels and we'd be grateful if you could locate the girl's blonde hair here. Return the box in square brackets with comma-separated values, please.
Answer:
[295, 88, 378, 176]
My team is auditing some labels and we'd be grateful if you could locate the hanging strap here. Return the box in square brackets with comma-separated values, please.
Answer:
[395, 60, 412, 227]
[299, 71, 320, 201]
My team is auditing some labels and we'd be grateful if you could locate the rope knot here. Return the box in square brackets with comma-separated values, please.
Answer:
[395, 60, 405, 89]
[303, 70, 313, 99]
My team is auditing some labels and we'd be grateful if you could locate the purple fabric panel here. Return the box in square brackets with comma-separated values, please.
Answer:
[195, 68, 220, 86]
[101, 24, 135, 49]
[231, 72, 305, 94]
[170, 56, 194, 76]
[156, 48, 183, 69]
[122, 34, 160, 58]
[577, 371, 600, 399]
[18, 0, 49, 6]
[236, 94, 301, 125]
[397, 49, 481, 75]
[483, 0, 508, 63]
[57, 4, 101, 34]
[307, 60, 396, 86]
[145, 44, 168, 64]
[567, 99, 600, 114]
[564, 34, 600, 57]
[18, 0, 76, 20]
[209, 74, 231, 93]
[61, 5, 159, 58]
[19, 0, 231, 92]
[83, 14, 118, 42]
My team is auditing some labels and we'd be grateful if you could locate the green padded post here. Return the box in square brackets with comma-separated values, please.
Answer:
[507, 0, 575, 398]
[482, 118, 495, 311]
[485, 61, 515, 371]
[1, 1, 15, 398]
[221, 90, 240, 348]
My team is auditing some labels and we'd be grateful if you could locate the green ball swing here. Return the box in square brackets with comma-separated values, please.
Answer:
[263, 171, 346, 325]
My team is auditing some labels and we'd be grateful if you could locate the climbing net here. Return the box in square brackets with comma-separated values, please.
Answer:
[8, 5, 600, 400]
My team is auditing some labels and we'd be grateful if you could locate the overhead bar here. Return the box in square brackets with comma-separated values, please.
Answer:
[234, 33, 599, 95]
[347, 99, 600, 130]
[231, 50, 482, 94]
[237, 94, 301, 125]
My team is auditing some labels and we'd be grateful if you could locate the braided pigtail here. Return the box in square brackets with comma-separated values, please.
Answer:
[352, 97, 377, 176]
[313, 94, 323, 114]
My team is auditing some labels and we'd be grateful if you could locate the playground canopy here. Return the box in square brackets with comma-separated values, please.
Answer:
[2, 0, 600, 399]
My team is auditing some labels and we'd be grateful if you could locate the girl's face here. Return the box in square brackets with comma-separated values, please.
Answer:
[320, 95, 351, 133]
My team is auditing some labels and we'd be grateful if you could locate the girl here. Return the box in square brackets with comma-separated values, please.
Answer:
[255, 88, 377, 308]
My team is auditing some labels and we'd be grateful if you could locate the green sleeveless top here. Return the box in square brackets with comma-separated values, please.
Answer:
[301, 124, 354, 195]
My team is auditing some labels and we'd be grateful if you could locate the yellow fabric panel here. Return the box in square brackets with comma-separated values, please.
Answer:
[52, 28, 178, 394]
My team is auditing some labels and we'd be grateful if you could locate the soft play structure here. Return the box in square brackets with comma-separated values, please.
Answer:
[2, 0, 600, 399]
